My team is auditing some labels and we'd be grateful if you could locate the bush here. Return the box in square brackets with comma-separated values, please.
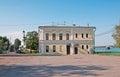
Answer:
[22, 48, 39, 54]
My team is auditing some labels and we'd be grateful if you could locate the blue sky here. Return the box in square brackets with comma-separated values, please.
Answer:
[0, 0, 120, 46]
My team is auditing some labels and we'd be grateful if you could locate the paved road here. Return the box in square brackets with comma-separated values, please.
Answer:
[0, 55, 120, 77]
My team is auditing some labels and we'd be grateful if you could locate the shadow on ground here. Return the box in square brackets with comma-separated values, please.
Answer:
[0, 65, 108, 77]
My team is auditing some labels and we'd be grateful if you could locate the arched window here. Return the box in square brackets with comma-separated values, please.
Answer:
[86, 34, 88, 38]
[53, 45, 56, 52]
[46, 33, 49, 40]
[86, 45, 89, 49]
[59, 33, 62, 40]
[75, 33, 78, 38]
[66, 33, 69, 40]
[46, 45, 49, 52]
[82, 33, 84, 38]
[82, 45, 84, 49]
[52, 33, 56, 40]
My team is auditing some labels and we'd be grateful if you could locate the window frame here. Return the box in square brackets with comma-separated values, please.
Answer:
[46, 45, 49, 52]
[86, 34, 88, 38]
[75, 33, 78, 38]
[46, 33, 49, 40]
[86, 45, 89, 49]
[82, 45, 84, 49]
[59, 33, 63, 40]
[82, 33, 84, 38]
[52, 33, 56, 40]
[66, 33, 69, 40]
[53, 45, 56, 52]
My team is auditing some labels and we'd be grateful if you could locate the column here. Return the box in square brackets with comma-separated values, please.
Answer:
[40, 29, 44, 54]
[70, 43, 74, 55]
[70, 28, 74, 55]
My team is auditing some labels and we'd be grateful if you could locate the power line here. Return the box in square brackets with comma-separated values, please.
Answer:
[95, 28, 115, 37]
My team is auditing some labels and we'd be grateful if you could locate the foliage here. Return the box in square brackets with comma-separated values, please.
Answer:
[14, 38, 21, 50]
[0, 36, 10, 53]
[26, 31, 38, 50]
[113, 25, 120, 47]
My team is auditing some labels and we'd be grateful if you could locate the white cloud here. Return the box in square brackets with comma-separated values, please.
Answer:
[0, 31, 23, 44]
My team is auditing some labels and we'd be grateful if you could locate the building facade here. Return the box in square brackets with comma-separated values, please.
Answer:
[38, 26, 96, 55]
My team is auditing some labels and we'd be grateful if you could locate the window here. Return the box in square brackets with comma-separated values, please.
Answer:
[82, 33, 84, 38]
[82, 45, 84, 49]
[86, 34, 88, 38]
[53, 45, 56, 52]
[66, 33, 69, 40]
[59, 33, 62, 40]
[86, 45, 89, 49]
[46, 33, 49, 40]
[46, 45, 49, 52]
[52, 33, 56, 40]
[75, 33, 78, 38]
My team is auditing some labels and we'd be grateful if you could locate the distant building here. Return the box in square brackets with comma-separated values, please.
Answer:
[38, 25, 96, 55]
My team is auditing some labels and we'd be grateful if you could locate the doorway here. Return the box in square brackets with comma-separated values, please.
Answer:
[74, 47, 78, 54]
[66, 45, 70, 55]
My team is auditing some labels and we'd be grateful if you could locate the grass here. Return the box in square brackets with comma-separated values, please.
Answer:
[95, 51, 120, 56]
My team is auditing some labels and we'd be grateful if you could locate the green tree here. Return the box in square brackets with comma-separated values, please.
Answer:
[113, 25, 120, 47]
[14, 38, 21, 50]
[0, 36, 10, 53]
[26, 31, 38, 50]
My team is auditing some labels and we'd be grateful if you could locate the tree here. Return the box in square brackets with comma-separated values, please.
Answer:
[26, 31, 38, 50]
[14, 38, 21, 50]
[0, 36, 10, 53]
[113, 25, 120, 47]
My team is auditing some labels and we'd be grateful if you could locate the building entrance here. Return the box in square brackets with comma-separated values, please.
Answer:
[74, 47, 78, 54]
[66, 45, 70, 55]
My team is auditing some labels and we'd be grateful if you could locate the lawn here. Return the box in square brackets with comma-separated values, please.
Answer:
[95, 51, 120, 56]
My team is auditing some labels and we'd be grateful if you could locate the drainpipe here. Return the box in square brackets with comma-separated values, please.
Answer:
[42, 29, 44, 54]
[93, 27, 96, 54]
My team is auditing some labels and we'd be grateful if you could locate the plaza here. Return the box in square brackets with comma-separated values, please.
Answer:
[0, 55, 120, 77]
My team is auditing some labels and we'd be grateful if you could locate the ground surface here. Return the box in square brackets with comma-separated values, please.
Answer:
[0, 54, 120, 77]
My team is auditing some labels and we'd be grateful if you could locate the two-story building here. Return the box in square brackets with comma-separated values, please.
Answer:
[38, 25, 96, 55]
